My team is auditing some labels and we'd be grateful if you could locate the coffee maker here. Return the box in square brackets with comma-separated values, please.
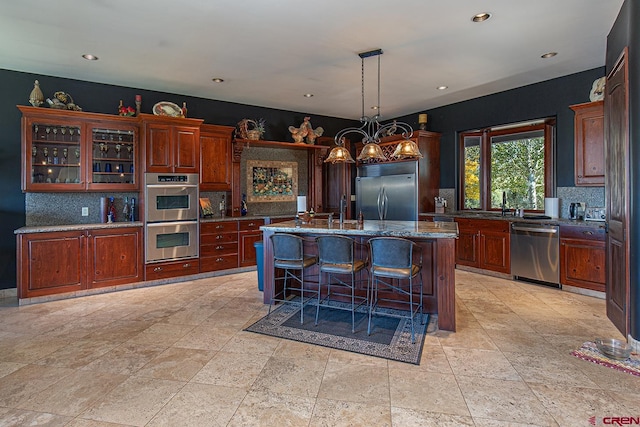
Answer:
[569, 202, 586, 220]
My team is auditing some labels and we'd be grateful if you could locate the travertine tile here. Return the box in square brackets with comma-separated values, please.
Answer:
[0, 361, 25, 379]
[319, 361, 390, 404]
[172, 324, 238, 351]
[227, 390, 315, 426]
[79, 376, 184, 426]
[443, 347, 521, 380]
[310, 398, 391, 427]
[503, 351, 599, 388]
[135, 347, 215, 381]
[0, 364, 73, 407]
[389, 344, 452, 374]
[390, 406, 475, 426]
[125, 322, 195, 347]
[33, 339, 119, 368]
[191, 350, 268, 389]
[81, 343, 166, 375]
[220, 330, 281, 355]
[434, 326, 498, 350]
[272, 338, 332, 361]
[456, 375, 556, 425]
[251, 355, 326, 397]
[146, 382, 246, 427]
[0, 408, 72, 426]
[388, 369, 470, 417]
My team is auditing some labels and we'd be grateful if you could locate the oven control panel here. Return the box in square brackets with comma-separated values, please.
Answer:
[585, 207, 606, 222]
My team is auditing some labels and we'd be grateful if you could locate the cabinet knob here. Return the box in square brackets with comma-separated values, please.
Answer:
[248, 222, 255, 226]
[215, 235, 223, 240]
[183, 263, 191, 268]
[154, 266, 163, 272]
[216, 257, 224, 262]
[215, 245, 224, 250]
[583, 231, 593, 235]
[216, 225, 224, 229]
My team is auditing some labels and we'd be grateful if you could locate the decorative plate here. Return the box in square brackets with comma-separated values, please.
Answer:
[152, 101, 183, 117]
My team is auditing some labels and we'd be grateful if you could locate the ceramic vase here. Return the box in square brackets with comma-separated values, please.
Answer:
[29, 80, 44, 107]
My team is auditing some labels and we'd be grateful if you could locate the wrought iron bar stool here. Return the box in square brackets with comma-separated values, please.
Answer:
[268, 233, 318, 324]
[314, 235, 369, 332]
[367, 236, 424, 343]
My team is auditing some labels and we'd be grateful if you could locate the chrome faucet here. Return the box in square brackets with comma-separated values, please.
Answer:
[339, 194, 346, 224]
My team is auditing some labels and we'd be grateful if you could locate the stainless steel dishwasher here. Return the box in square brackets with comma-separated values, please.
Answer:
[510, 222, 560, 287]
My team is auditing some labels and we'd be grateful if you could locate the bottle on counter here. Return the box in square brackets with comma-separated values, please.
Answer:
[219, 195, 226, 218]
[122, 197, 130, 220]
[241, 193, 248, 216]
[357, 210, 364, 226]
[108, 197, 117, 223]
[129, 197, 136, 221]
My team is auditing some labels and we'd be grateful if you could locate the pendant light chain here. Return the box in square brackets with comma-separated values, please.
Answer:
[361, 55, 365, 121]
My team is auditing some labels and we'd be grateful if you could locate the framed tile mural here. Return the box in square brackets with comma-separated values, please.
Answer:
[246, 160, 298, 202]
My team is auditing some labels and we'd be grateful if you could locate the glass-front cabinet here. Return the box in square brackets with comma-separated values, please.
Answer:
[19, 106, 139, 191]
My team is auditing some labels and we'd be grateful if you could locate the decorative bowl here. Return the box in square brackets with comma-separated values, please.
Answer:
[595, 338, 632, 360]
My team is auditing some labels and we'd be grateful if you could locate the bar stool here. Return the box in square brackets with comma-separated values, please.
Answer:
[314, 235, 368, 332]
[367, 237, 424, 343]
[268, 233, 318, 324]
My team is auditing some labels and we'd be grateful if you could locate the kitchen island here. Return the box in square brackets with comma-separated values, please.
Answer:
[260, 219, 459, 331]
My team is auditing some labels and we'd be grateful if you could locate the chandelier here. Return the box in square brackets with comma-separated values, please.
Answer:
[325, 49, 422, 164]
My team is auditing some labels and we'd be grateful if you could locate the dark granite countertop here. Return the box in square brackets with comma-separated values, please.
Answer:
[421, 211, 606, 229]
[15, 221, 144, 234]
[262, 219, 459, 238]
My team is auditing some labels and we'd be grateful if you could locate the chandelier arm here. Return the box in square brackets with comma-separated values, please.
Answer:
[373, 121, 415, 142]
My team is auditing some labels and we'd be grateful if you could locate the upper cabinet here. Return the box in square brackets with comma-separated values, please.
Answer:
[570, 100, 604, 186]
[200, 124, 235, 191]
[19, 106, 139, 192]
[140, 114, 203, 174]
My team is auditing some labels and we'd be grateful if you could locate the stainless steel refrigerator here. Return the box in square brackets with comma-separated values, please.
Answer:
[356, 162, 419, 221]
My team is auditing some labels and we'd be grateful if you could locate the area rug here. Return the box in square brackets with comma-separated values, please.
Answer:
[245, 298, 431, 364]
[571, 341, 640, 377]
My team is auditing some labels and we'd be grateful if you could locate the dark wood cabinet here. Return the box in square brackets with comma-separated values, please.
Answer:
[87, 227, 143, 288]
[200, 221, 238, 272]
[570, 100, 604, 186]
[17, 226, 143, 299]
[560, 225, 606, 292]
[239, 219, 264, 267]
[140, 114, 203, 174]
[200, 124, 234, 191]
[455, 218, 510, 274]
[19, 106, 139, 192]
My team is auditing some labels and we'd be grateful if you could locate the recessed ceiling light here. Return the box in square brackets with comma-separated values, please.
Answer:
[437, 86, 448, 91]
[541, 52, 558, 59]
[303, 93, 313, 98]
[371, 106, 379, 110]
[82, 54, 98, 61]
[471, 12, 491, 23]
[211, 77, 224, 83]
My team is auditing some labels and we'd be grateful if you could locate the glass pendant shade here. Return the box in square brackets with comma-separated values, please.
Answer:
[356, 142, 387, 162]
[325, 145, 355, 163]
[392, 139, 423, 159]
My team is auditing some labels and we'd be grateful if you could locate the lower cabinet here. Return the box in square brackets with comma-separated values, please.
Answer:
[200, 221, 238, 272]
[17, 226, 143, 299]
[559, 225, 606, 292]
[455, 218, 510, 274]
[239, 219, 264, 267]
[145, 258, 200, 281]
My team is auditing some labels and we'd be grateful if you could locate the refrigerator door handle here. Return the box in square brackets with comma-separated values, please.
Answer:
[377, 187, 388, 221]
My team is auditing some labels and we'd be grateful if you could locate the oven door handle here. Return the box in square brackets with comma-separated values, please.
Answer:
[146, 220, 198, 228]
[511, 225, 558, 234]
[145, 184, 198, 190]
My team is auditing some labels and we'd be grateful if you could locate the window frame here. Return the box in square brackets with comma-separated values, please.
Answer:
[458, 120, 555, 212]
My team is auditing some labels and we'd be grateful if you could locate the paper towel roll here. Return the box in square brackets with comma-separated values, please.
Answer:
[544, 197, 559, 218]
[297, 196, 307, 213]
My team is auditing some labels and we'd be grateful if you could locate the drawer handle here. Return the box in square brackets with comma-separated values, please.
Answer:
[216, 235, 224, 240]
[216, 225, 224, 229]
[154, 266, 163, 272]
[216, 257, 224, 262]
[583, 231, 593, 235]
[248, 222, 255, 226]
[215, 245, 224, 250]
[183, 263, 191, 268]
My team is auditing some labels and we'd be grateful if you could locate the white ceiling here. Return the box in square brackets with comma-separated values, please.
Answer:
[0, 0, 624, 120]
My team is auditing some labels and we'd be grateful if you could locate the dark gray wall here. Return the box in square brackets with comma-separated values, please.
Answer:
[395, 67, 605, 189]
[0, 69, 356, 290]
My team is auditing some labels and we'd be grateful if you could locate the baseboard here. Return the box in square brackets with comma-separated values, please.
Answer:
[0, 288, 17, 299]
[561, 284, 605, 300]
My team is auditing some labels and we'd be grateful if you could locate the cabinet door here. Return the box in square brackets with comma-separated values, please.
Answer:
[18, 231, 86, 298]
[146, 259, 200, 281]
[200, 125, 233, 191]
[145, 124, 173, 172]
[560, 239, 605, 292]
[22, 112, 85, 191]
[571, 101, 604, 186]
[87, 227, 143, 288]
[87, 123, 138, 191]
[455, 227, 479, 267]
[479, 230, 510, 273]
[238, 217, 264, 267]
[174, 126, 199, 173]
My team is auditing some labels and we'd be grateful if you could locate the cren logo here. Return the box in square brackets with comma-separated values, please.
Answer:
[603, 417, 640, 425]
[590, 416, 597, 426]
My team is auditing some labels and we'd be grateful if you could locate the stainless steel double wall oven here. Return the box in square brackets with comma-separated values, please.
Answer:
[144, 173, 199, 263]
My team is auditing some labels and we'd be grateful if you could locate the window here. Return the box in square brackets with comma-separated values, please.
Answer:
[459, 120, 555, 212]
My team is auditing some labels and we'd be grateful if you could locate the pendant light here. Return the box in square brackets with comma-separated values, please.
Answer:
[325, 49, 421, 163]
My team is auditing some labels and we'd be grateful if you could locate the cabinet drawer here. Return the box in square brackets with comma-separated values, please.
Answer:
[145, 259, 199, 281]
[239, 219, 264, 231]
[200, 254, 238, 272]
[201, 221, 237, 233]
[559, 225, 605, 241]
[200, 232, 237, 245]
[200, 242, 238, 256]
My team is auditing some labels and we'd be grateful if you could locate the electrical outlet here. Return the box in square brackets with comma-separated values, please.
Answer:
[81, 207, 89, 216]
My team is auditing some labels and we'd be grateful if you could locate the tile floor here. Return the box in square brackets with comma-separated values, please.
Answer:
[0, 270, 638, 426]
